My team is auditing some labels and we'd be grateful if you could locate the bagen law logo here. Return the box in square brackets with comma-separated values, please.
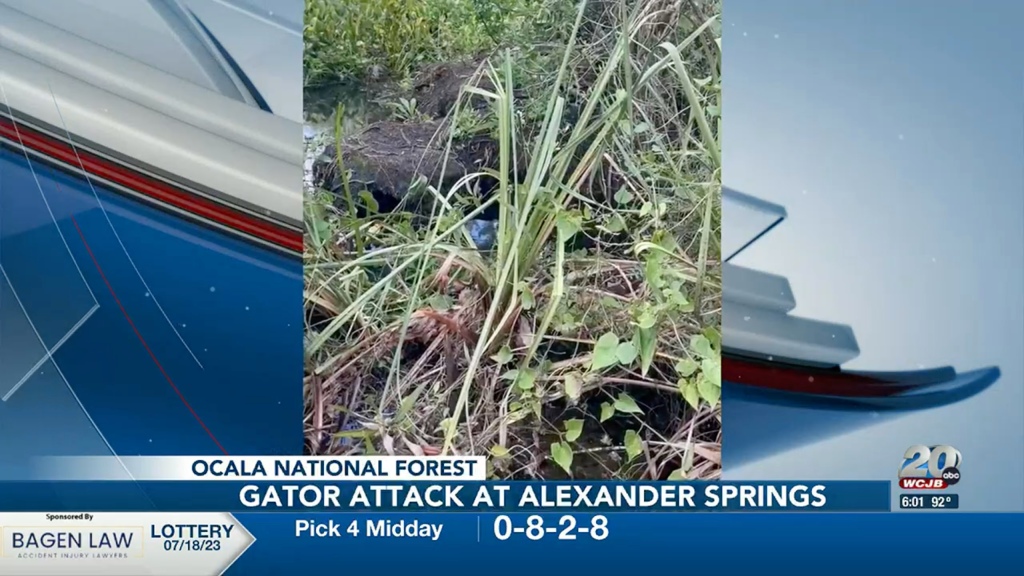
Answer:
[898, 445, 961, 490]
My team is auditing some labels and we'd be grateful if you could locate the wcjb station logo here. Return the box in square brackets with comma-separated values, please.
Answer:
[898, 445, 961, 490]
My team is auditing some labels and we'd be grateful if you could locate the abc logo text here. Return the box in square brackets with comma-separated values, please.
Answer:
[898, 445, 961, 490]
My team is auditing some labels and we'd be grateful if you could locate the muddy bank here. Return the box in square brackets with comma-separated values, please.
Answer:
[313, 120, 503, 213]
[310, 62, 519, 213]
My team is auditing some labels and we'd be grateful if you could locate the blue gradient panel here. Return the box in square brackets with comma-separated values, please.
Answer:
[722, 0, 1024, 511]
[0, 145, 302, 477]
[726, 368, 1002, 472]
[0, 152, 97, 400]
[0, 325, 115, 469]
[220, 513, 1024, 576]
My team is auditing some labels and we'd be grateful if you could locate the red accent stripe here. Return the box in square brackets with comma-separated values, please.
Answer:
[69, 213, 229, 455]
[0, 116, 302, 253]
[723, 356, 916, 398]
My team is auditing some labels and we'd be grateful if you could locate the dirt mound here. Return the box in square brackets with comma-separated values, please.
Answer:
[412, 61, 494, 118]
[313, 120, 503, 212]
[307, 58, 544, 213]
[311, 59, 531, 213]
[314, 121, 458, 205]
[312, 59, 509, 212]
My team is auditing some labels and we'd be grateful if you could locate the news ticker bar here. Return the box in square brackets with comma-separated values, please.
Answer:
[1, 511, 1021, 576]
[0, 481, 890, 512]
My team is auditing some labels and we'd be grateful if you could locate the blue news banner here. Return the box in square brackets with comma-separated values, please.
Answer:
[2, 481, 1022, 575]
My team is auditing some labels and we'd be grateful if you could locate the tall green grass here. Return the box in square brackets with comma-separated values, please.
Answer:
[304, 0, 547, 85]
[304, 0, 722, 480]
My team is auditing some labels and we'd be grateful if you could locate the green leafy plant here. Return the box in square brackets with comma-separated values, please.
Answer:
[387, 97, 425, 122]
[678, 327, 722, 408]
[450, 107, 493, 140]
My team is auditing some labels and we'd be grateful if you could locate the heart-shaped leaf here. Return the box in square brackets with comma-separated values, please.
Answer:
[613, 393, 644, 415]
[551, 442, 573, 474]
[564, 419, 584, 443]
[591, 332, 620, 371]
[624, 429, 643, 461]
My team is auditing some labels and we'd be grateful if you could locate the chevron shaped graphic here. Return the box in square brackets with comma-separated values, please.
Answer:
[721, 188, 999, 411]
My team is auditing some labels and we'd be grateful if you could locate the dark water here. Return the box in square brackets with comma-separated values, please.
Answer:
[303, 82, 388, 137]
[303, 82, 390, 190]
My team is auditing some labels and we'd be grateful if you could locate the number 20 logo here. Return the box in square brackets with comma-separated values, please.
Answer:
[899, 445, 961, 479]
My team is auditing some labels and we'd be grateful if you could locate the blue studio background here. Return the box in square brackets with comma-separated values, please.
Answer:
[0, 144, 303, 473]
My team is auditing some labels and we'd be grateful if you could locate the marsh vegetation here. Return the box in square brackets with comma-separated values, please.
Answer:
[303, 0, 722, 480]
